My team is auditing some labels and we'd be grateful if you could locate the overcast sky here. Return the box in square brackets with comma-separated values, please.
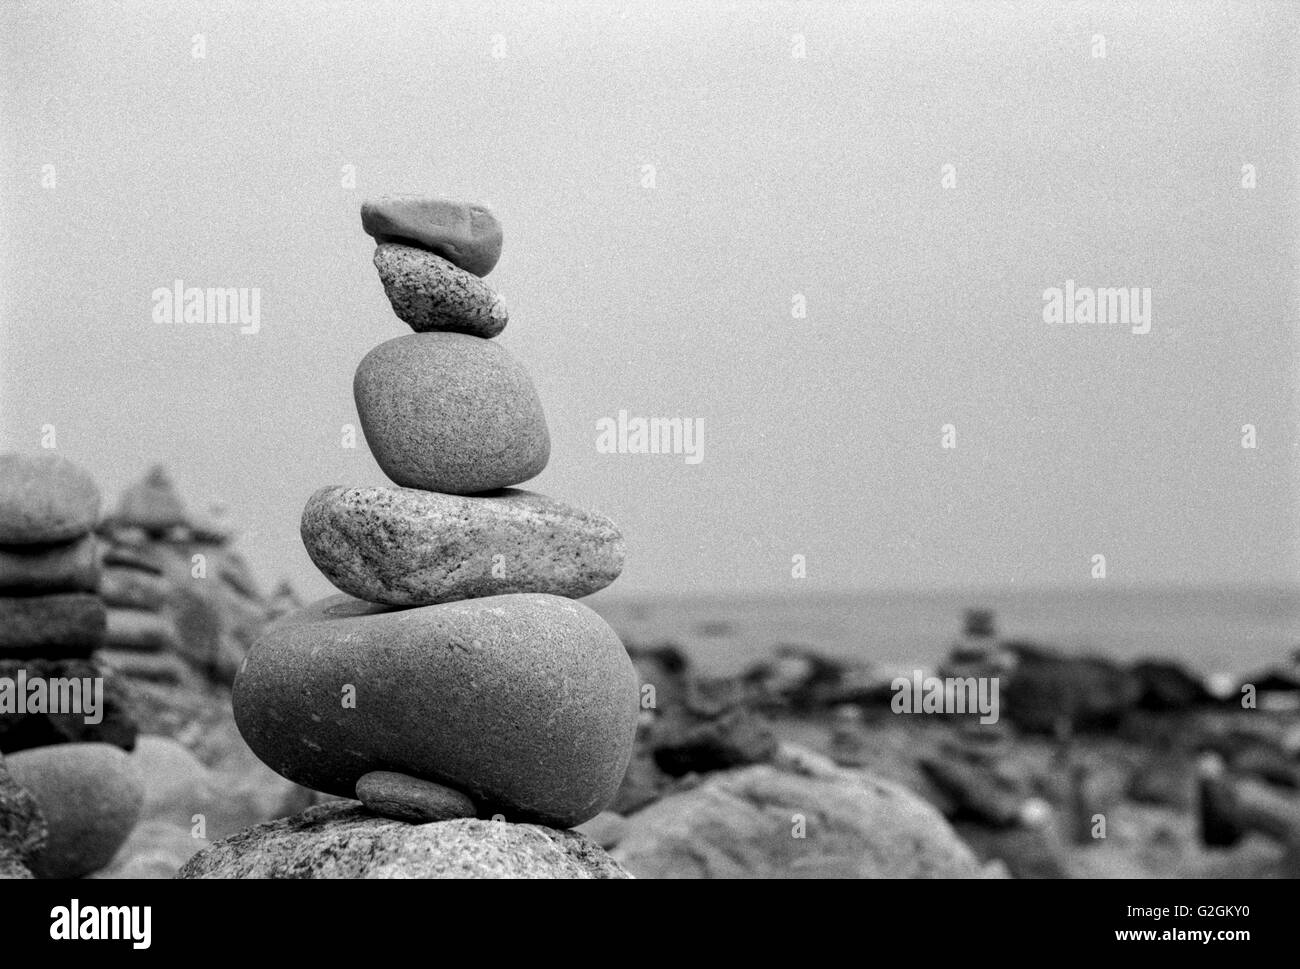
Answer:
[2, 1, 1297, 602]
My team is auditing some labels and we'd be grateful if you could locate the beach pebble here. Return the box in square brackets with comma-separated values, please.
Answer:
[0, 534, 101, 594]
[361, 195, 503, 276]
[104, 609, 182, 654]
[0, 453, 101, 545]
[233, 593, 639, 828]
[301, 486, 624, 606]
[354, 332, 550, 494]
[5, 742, 144, 878]
[356, 771, 477, 823]
[0, 594, 106, 658]
[374, 243, 508, 337]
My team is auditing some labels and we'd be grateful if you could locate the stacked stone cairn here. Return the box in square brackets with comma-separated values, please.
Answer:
[234, 196, 639, 829]
[97, 465, 269, 689]
[0, 453, 143, 877]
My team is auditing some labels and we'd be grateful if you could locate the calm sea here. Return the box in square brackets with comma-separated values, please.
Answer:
[588, 586, 1300, 678]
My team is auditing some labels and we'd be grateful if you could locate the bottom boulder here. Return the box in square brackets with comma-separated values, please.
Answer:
[178, 801, 631, 879]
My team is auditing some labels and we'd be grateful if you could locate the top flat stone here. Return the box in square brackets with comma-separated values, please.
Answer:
[106, 465, 188, 533]
[361, 196, 503, 277]
[0, 453, 101, 544]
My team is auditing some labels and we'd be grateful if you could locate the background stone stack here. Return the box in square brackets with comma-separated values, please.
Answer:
[0, 453, 144, 878]
[0, 453, 135, 751]
[97, 465, 275, 690]
[232, 195, 640, 833]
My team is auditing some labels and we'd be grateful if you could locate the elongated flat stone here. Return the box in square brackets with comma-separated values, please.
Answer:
[354, 332, 550, 494]
[0, 594, 106, 658]
[233, 593, 639, 828]
[356, 771, 477, 823]
[373, 243, 508, 337]
[361, 195, 503, 276]
[301, 486, 624, 606]
[100, 566, 169, 610]
[104, 609, 181, 654]
[0, 535, 101, 594]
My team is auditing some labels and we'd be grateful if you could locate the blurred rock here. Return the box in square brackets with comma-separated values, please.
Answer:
[612, 743, 997, 878]
[6, 742, 143, 878]
[920, 745, 1029, 828]
[0, 453, 101, 545]
[1129, 660, 1212, 712]
[1127, 749, 1197, 810]
[0, 534, 101, 594]
[740, 645, 856, 712]
[957, 821, 1073, 879]
[92, 820, 208, 879]
[651, 706, 777, 777]
[104, 465, 187, 535]
[627, 642, 692, 712]
[1239, 665, 1300, 712]
[574, 810, 628, 849]
[1001, 643, 1140, 734]
[97, 650, 205, 690]
[126, 734, 309, 842]
[0, 658, 137, 753]
[0, 593, 106, 658]
[609, 743, 675, 816]
[122, 681, 314, 831]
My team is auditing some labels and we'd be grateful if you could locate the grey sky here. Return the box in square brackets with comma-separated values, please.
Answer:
[2, 1, 1297, 602]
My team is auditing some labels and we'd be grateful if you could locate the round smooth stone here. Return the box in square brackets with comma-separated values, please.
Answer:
[5, 742, 144, 878]
[0, 594, 106, 658]
[356, 771, 477, 823]
[361, 195, 503, 276]
[373, 243, 508, 337]
[0, 453, 100, 545]
[354, 332, 550, 495]
[301, 486, 624, 606]
[233, 593, 639, 829]
[0, 534, 101, 594]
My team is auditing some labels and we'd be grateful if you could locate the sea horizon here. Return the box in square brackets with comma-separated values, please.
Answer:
[588, 582, 1300, 678]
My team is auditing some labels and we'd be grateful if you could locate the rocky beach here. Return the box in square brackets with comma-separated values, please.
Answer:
[2, 192, 1296, 880]
[1, 450, 1296, 878]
